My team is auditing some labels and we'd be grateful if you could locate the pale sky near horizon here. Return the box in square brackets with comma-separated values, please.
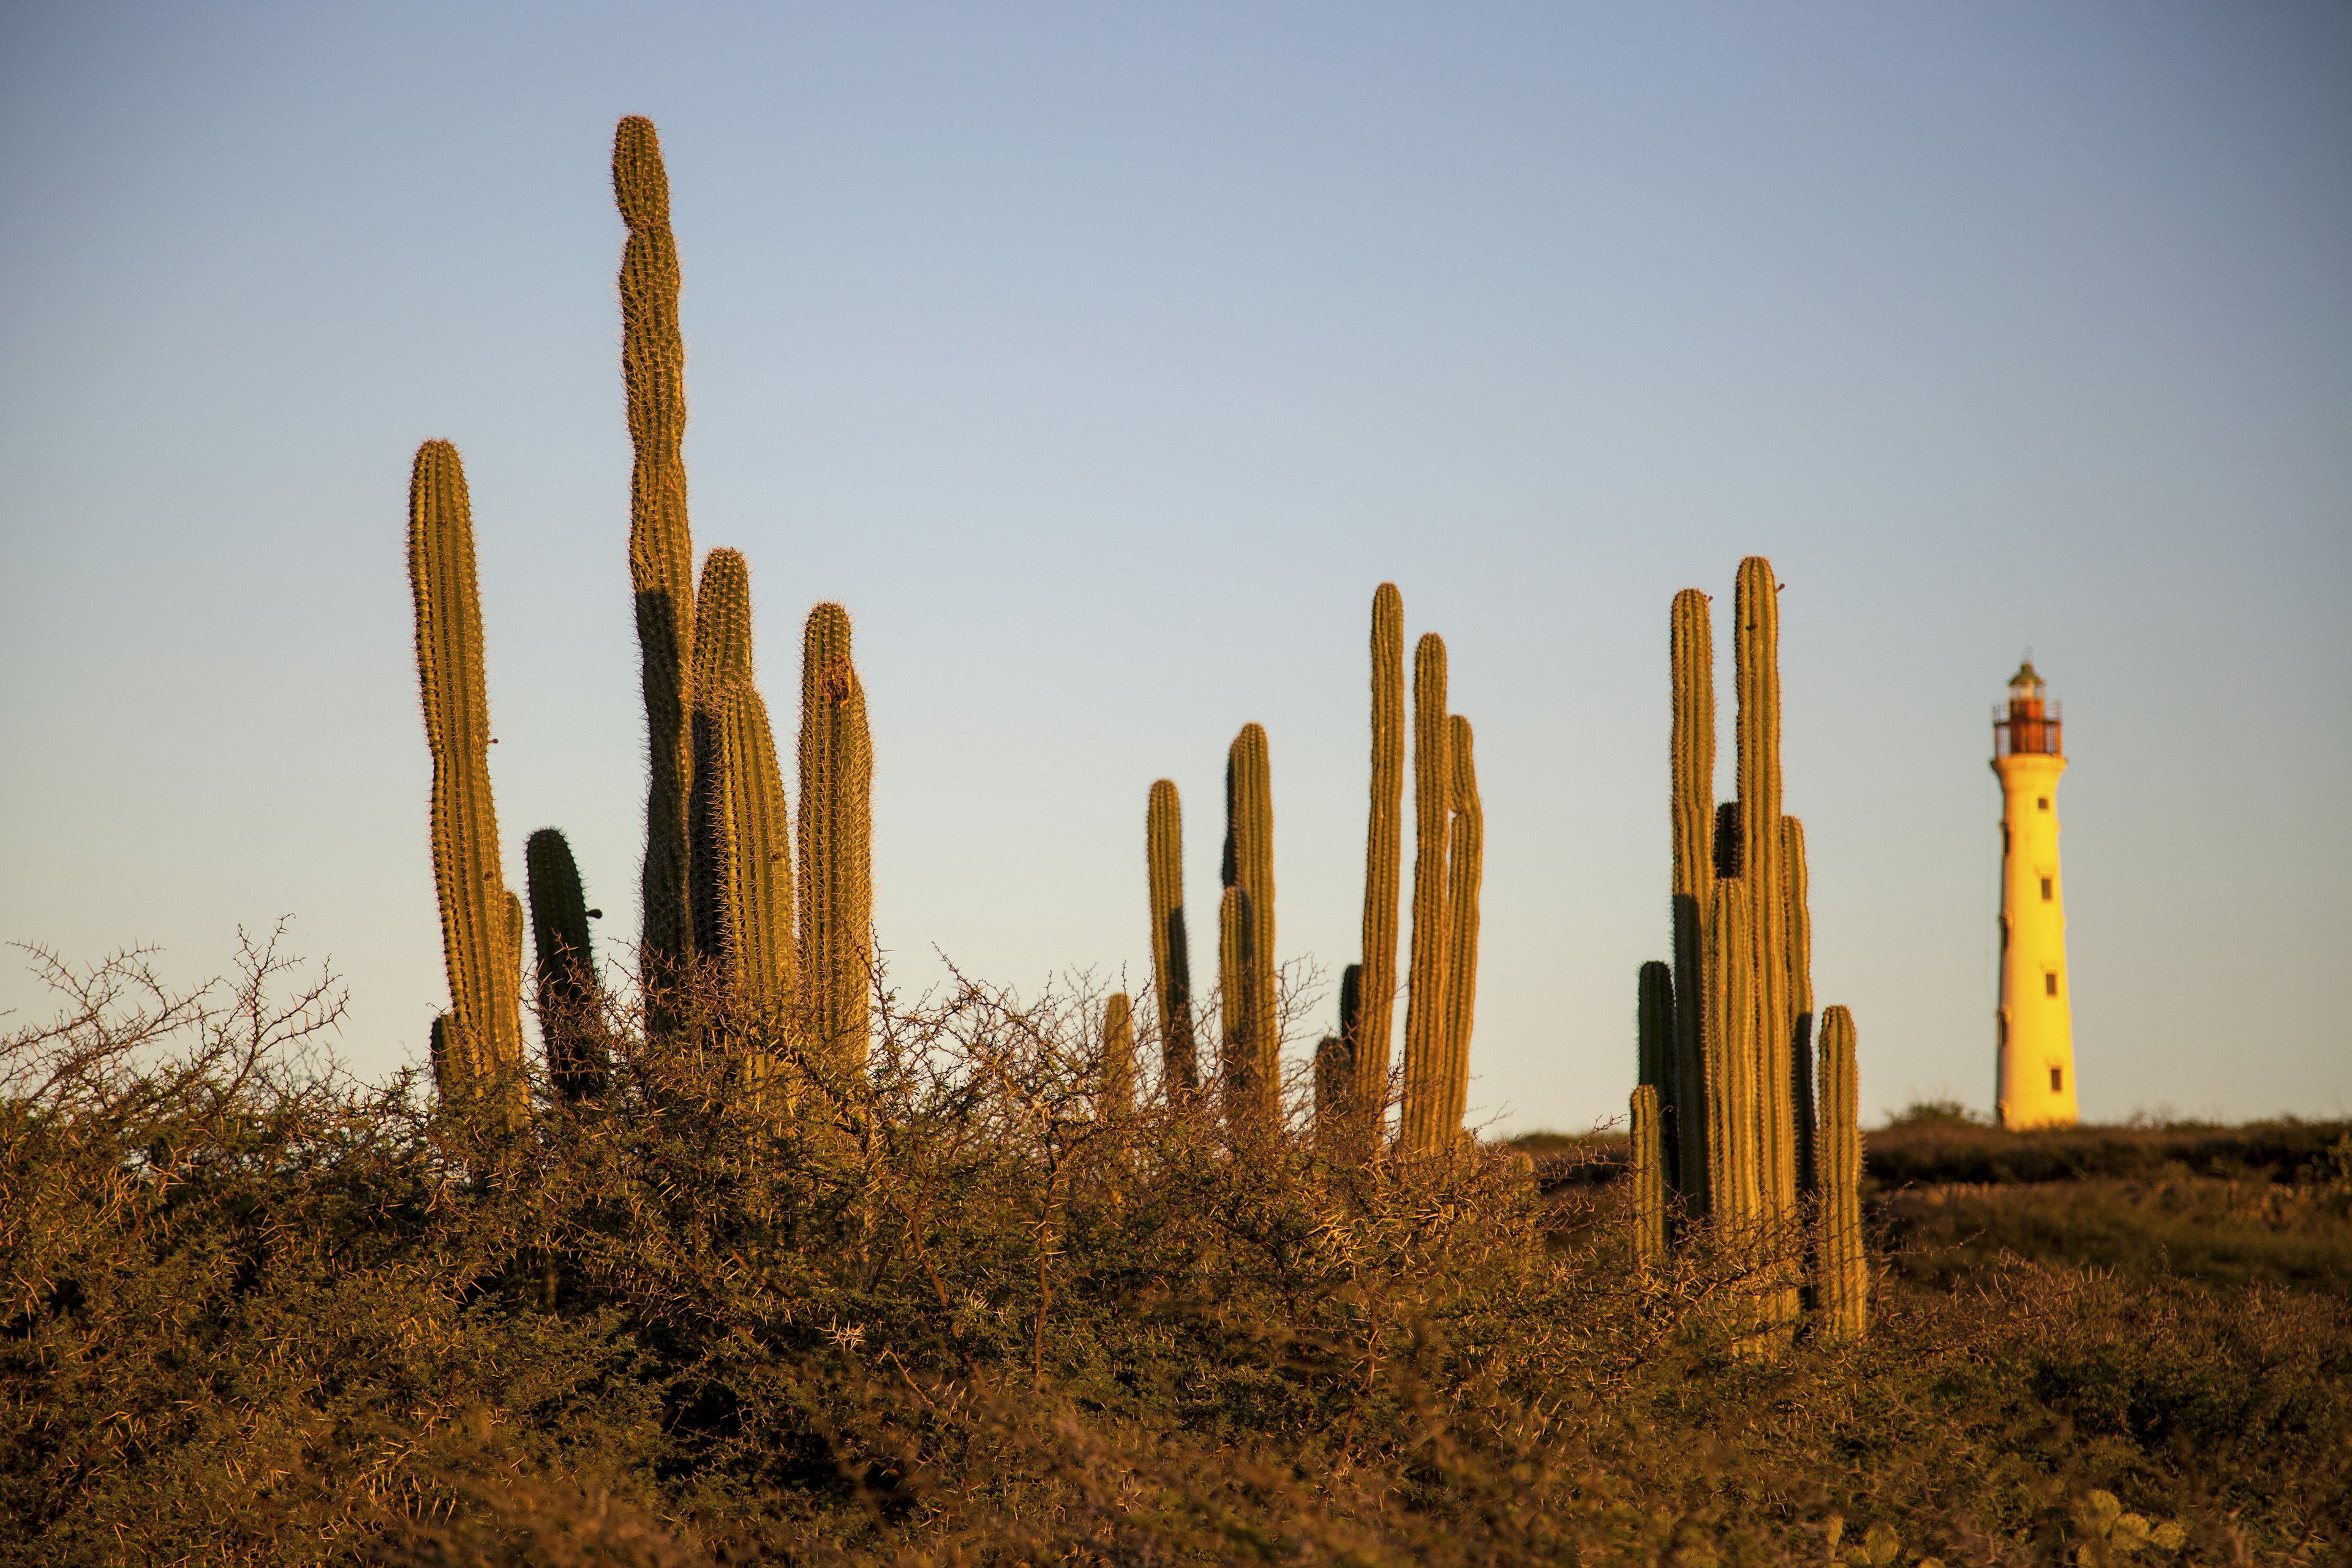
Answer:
[2, 2, 2346, 1131]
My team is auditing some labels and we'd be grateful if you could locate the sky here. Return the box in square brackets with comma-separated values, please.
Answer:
[2, 2, 2346, 1133]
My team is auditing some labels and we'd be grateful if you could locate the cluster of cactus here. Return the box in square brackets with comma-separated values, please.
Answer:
[407, 118, 875, 1122]
[1627, 557, 1869, 1339]
[1140, 584, 1481, 1152]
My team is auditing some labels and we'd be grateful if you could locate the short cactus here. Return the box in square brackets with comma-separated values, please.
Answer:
[1145, 780, 1197, 1093]
[526, 827, 606, 1101]
[797, 603, 872, 1080]
[1783, 815, 1816, 1196]
[1354, 582, 1406, 1136]
[406, 439, 524, 1116]
[1223, 724, 1278, 1109]
[1815, 1005, 1867, 1340]
[1440, 714, 1482, 1133]
[1637, 960, 1676, 1193]
[1398, 634, 1453, 1155]
[1630, 1083, 1665, 1272]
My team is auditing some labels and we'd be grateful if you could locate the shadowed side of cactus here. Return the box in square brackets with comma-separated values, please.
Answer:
[1735, 557, 1794, 1223]
[1815, 1005, 1867, 1341]
[526, 828, 607, 1102]
[1146, 780, 1196, 1095]
[1216, 886, 1267, 1133]
[1711, 801, 1743, 880]
[1440, 714, 1482, 1134]
[1398, 635, 1453, 1155]
[1223, 723, 1278, 1097]
[1704, 876, 1760, 1228]
[1637, 959, 1675, 1199]
[615, 115, 697, 975]
[797, 603, 872, 1084]
[1631, 1083, 1665, 1273]
[1319, 964, 1362, 1146]
[1668, 589, 1713, 1215]
[407, 439, 524, 1117]
[1354, 582, 1406, 1139]
[1784, 815, 1817, 1197]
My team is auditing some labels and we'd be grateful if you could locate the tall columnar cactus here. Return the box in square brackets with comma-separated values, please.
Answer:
[1735, 557, 1795, 1223]
[1101, 992, 1134, 1119]
[615, 115, 697, 972]
[1216, 886, 1267, 1131]
[798, 603, 872, 1080]
[407, 440, 524, 1115]
[1783, 816, 1817, 1196]
[1637, 959, 1675, 1194]
[1668, 589, 1714, 1212]
[1440, 714, 1483, 1133]
[1704, 876, 1761, 1227]
[526, 827, 606, 1101]
[1314, 1032, 1354, 1150]
[1354, 582, 1406, 1134]
[1815, 1005, 1868, 1340]
[1223, 723, 1278, 1106]
[1630, 1083, 1665, 1272]
[1398, 635, 1454, 1154]
[1145, 780, 1196, 1093]
[692, 548, 753, 696]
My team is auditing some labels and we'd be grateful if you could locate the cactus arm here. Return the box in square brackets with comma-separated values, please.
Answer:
[1816, 1005, 1868, 1340]
[1145, 780, 1196, 1095]
[1398, 634, 1453, 1155]
[1315, 1032, 1355, 1151]
[1440, 714, 1482, 1133]
[614, 116, 696, 971]
[1668, 589, 1714, 1215]
[1355, 582, 1406, 1133]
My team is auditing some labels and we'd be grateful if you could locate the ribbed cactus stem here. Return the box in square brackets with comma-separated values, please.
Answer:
[525, 828, 606, 1101]
[1783, 816, 1817, 1197]
[1440, 714, 1482, 1133]
[1314, 1033, 1354, 1151]
[694, 680, 797, 1008]
[407, 440, 524, 1115]
[1216, 886, 1267, 1132]
[1145, 780, 1197, 1094]
[1223, 723, 1278, 1106]
[615, 115, 696, 974]
[797, 603, 872, 1082]
[1815, 1005, 1868, 1341]
[1637, 960, 1676, 1195]
[1354, 582, 1406, 1136]
[1668, 589, 1714, 1215]
[1630, 1084, 1665, 1273]
[692, 548, 753, 696]
[1705, 876, 1760, 1228]
[1398, 634, 1453, 1155]
[1101, 992, 1134, 1119]
[1735, 557, 1794, 1223]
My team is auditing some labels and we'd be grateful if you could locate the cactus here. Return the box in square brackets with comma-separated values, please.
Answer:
[1145, 780, 1197, 1094]
[1668, 589, 1713, 1214]
[1440, 714, 1482, 1133]
[1314, 1033, 1354, 1150]
[692, 548, 753, 696]
[1784, 816, 1816, 1196]
[407, 440, 524, 1115]
[1216, 886, 1267, 1131]
[1704, 876, 1760, 1227]
[1815, 1005, 1867, 1340]
[797, 603, 872, 1080]
[1398, 634, 1453, 1155]
[525, 828, 607, 1101]
[1637, 959, 1675, 1195]
[1630, 1083, 1665, 1272]
[1101, 991, 1134, 1119]
[1223, 723, 1278, 1108]
[1735, 557, 1795, 1227]
[615, 115, 697, 974]
[1354, 582, 1406, 1138]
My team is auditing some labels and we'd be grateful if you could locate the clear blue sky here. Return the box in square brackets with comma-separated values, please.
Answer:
[3, 2, 2346, 1130]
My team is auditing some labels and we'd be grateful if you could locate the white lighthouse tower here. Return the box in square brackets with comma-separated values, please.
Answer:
[1992, 660, 2078, 1128]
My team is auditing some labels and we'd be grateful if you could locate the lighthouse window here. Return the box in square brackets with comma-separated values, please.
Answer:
[2044, 971, 2059, 997]
[2001, 824, 2011, 857]
[1999, 915, 2010, 951]
[2040, 877, 2053, 902]
[2049, 1066, 2064, 1093]
[2037, 796, 2049, 811]
[1997, 1012, 2008, 1046]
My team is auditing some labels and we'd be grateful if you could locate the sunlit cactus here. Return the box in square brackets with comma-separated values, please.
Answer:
[1216, 886, 1267, 1133]
[1223, 724, 1278, 1113]
[1735, 557, 1796, 1225]
[797, 602, 872, 1081]
[614, 115, 697, 973]
[1354, 582, 1406, 1140]
[1398, 633, 1453, 1155]
[406, 439, 524, 1117]
[1631, 1083, 1665, 1272]
[1668, 588, 1714, 1213]
[1440, 714, 1483, 1133]
[1815, 1005, 1868, 1341]
[1146, 779, 1197, 1094]
[1101, 991, 1134, 1118]
[1704, 876, 1760, 1227]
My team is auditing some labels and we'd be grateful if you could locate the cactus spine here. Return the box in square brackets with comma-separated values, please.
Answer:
[1145, 780, 1196, 1093]
[407, 440, 524, 1115]
[1815, 1005, 1867, 1340]
[1221, 725, 1278, 1126]
[1630, 1083, 1665, 1272]
[798, 603, 872, 1080]
[1735, 557, 1795, 1228]
[1668, 590, 1714, 1213]
[1398, 635, 1454, 1155]
[615, 115, 697, 972]
[525, 828, 606, 1101]
[1440, 714, 1482, 1133]
[1354, 582, 1406, 1137]
[1784, 815, 1817, 1197]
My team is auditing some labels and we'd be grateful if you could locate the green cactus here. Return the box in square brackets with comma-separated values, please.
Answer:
[614, 115, 697, 974]
[1145, 779, 1197, 1095]
[1735, 557, 1795, 1224]
[1440, 714, 1482, 1133]
[797, 602, 872, 1082]
[1398, 634, 1453, 1155]
[526, 828, 606, 1101]
[1354, 581, 1406, 1139]
[407, 439, 524, 1117]
[1630, 1083, 1665, 1272]
[1637, 959, 1675, 1196]
[1216, 886, 1267, 1132]
[1668, 589, 1714, 1214]
[1815, 1004, 1867, 1341]
[1704, 876, 1760, 1227]
[1101, 991, 1134, 1118]
[1784, 815, 1816, 1197]
[1223, 723, 1278, 1112]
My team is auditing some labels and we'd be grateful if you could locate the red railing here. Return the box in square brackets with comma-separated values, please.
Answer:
[1993, 701, 2063, 758]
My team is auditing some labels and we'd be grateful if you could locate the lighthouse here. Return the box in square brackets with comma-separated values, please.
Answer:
[1992, 661, 2078, 1128]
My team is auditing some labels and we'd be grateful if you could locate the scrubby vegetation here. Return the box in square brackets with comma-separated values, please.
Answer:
[4, 940, 2346, 1566]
